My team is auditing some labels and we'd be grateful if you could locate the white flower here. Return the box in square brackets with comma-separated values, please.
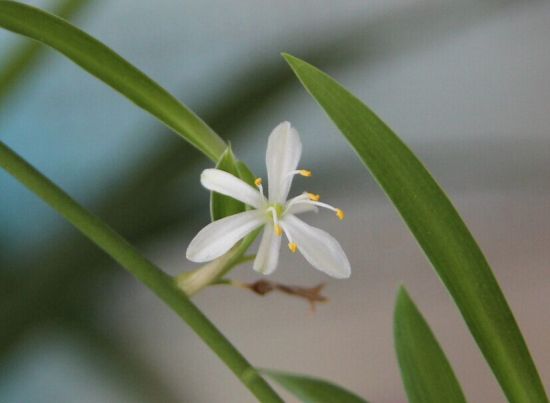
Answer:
[186, 122, 351, 278]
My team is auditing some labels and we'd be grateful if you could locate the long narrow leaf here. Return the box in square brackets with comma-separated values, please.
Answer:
[263, 369, 368, 403]
[0, 140, 282, 403]
[283, 53, 548, 403]
[0, 1, 226, 161]
[394, 287, 467, 403]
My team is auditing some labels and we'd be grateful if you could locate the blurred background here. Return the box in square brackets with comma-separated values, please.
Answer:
[1, 0, 549, 401]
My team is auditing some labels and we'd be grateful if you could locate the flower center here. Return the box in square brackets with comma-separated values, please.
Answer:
[255, 174, 345, 253]
[272, 203, 285, 217]
[265, 203, 285, 236]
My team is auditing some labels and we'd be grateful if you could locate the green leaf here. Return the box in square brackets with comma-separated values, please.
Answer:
[0, 140, 283, 403]
[210, 146, 246, 221]
[394, 287, 467, 403]
[283, 53, 548, 403]
[0, 1, 226, 162]
[262, 369, 368, 403]
[235, 160, 257, 187]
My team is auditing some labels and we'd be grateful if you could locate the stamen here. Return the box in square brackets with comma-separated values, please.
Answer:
[280, 222, 298, 254]
[288, 198, 345, 221]
[283, 193, 312, 214]
[307, 192, 320, 201]
[254, 177, 264, 196]
[288, 169, 312, 178]
[275, 224, 283, 236]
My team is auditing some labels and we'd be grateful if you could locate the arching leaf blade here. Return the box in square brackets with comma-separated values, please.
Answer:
[283, 53, 548, 403]
[0, 1, 226, 161]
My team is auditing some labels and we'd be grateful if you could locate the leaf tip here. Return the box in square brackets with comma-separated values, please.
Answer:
[395, 284, 410, 304]
[281, 52, 301, 67]
[394, 285, 415, 323]
[280, 51, 292, 59]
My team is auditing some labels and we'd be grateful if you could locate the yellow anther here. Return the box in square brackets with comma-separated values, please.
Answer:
[336, 208, 345, 220]
[307, 192, 320, 201]
[254, 177, 262, 187]
[288, 242, 298, 253]
[299, 169, 312, 177]
[274, 224, 283, 236]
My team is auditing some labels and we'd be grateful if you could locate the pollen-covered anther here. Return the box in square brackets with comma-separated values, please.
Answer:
[274, 224, 283, 236]
[335, 208, 345, 220]
[288, 242, 298, 253]
[254, 177, 262, 187]
[307, 192, 320, 201]
[298, 169, 312, 177]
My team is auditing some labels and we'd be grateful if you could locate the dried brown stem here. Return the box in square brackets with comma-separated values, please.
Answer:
[239, 280, 328, 311]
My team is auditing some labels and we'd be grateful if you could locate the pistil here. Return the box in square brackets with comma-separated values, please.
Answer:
[266, 206, 283, 236]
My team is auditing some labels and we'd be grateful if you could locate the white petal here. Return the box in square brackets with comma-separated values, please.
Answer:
[253, 224, 282, 275]
[266, 122, 302, 203]
[281, 214, 351, 278]
[201, 169, 264, 208]
[285, 203, 318, 215]
[186, 210, 265, 262]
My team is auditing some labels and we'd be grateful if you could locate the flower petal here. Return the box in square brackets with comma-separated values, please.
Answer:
[201, 169, 264, 208]
[186, 210, 265, 262]
[253, 224, 282, 275]
[281, 214, 351, 278]
[266, 121, 302, 203]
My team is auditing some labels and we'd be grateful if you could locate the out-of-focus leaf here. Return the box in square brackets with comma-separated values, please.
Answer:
[0, 1, 226, 161]
[0, 0, 89, 104]
[283, 53, 548, 403]
[210, 146, 246, 221]
[262, 369, 368, 403]
[394, 287, 467, 403]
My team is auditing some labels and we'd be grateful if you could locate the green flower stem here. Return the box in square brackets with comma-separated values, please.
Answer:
[175, 249, 239, 296]
[217, 229, 260, 278]
[233, 254, 257, 266]
[0, 140, 282, 403]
